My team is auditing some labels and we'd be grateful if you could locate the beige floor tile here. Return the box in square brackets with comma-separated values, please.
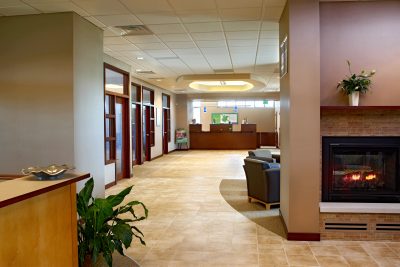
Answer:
[316, 256, 349, 267]
[343, 256, 378, 267]
[336, 245, 369, 257]
[286, 254, 319, 266]
[311, 245, 340, 256]
[259, 252, 288, 266]
[284, 244, 313, 255]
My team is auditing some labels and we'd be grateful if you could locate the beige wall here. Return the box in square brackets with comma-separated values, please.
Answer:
[0, 13, 105, 196]
[320, 1, 400, 106]
[199, 105, 276, 132]
[279, 0, 321, 234]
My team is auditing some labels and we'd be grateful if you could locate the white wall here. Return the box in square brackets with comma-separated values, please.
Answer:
[199, 104, 276, 132]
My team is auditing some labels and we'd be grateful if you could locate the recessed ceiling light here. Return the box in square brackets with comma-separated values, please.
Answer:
[136, 56, 144, 60]
[156, 79, 162, 82]
[135, 69, 142, 72]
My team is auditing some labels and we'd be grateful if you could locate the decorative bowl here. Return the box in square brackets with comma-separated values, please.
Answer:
[21, 164, 72, 180]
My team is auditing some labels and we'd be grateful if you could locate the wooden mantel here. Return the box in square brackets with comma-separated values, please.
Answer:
[321, 106, 400, 111]
[0, 173, 90, 267]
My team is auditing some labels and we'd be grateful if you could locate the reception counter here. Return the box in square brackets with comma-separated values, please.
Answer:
[0, 173, 90, 267]
[189, 124, 257, 149]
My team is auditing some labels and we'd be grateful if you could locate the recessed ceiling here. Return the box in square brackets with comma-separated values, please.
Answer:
[0, 0, 287, 93]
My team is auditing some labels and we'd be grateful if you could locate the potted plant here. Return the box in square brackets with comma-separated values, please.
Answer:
[337, 60, 376, 106]
[77, 178, 148, 267]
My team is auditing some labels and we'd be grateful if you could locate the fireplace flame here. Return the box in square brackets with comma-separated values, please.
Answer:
[365, 174, 377, 180]
[349, 174, 361, 181]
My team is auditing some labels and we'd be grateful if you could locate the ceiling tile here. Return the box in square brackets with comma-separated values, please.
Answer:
[125, 35, 160, 44]
[171, 48, 201, 56]
[191, 32, 225, 41]
[0, 0, 25, 5]
[228, 39, 258, 47]
[220, 8, 262, 21]
[94, 14, 142, 27]
[104, 36, 131, 45]
[119, 0, 173, 13]
[177, 9, 220, 23]
[205, 56, 232, 70]
[259, 38, 278, 46]
[165, 41, 196, 49]
[106, 44, 140, 51]
[28, 2, 89, 17]
[225, 31, 259, 40]
[147, 23, 186, 34]
[136, 11, 180, 24]
[223, 21, 260, 31]
[201, 47, 229, 55]
[158, 33, 192, 42]
[184, 22, 222, 33]
[265, 0, 286, 7]
[84, 16, 107, 28]
[158, 58, 193, 74]
[195, 40, 226, 48]
[145, 49, 176, 58]
[261, 21, 279, 30]
[0, 4, 38, 15]
[260, 30, 279, 38]
[72, 0, 129, 15]
[118, 50, 146, 58]
[104, 27, 125, 37]
[229, 46, 257, 54]
[216, 0, 262, 9]
[135, 42, 168, 50]
[168, 0, 216, 11]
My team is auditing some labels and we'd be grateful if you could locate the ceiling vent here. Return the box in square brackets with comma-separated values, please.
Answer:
[135, 70, 156, 74]
[214, 69, 234, 73]
[114, 25, 153, 36]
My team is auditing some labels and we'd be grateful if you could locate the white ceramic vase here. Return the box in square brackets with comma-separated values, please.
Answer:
[349, 91, 359, 106]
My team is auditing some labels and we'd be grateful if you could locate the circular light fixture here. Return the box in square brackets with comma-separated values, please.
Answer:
[189, 80, 254, 92]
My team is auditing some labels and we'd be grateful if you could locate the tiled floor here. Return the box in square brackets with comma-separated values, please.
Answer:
[106, 150, 400, 267]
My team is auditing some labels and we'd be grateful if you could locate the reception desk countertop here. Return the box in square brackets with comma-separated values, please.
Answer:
[0, 172, 90, 208]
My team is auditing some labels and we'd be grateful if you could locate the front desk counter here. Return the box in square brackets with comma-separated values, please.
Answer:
[189, 124, 257, 149]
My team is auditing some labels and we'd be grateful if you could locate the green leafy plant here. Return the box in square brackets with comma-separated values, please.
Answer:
[77, 178, 148, 267]
[337, 60, 376, 95]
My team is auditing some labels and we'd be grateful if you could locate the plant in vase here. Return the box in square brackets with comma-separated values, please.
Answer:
[336, 60, 376, 106]
[77, 178, 148, 267]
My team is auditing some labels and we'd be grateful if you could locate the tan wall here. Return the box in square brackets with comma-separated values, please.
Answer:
[199, 105, 276, 132]
[320, 1, 400, 106]
[0, 13, 74, 172]
[0, 13, 105, 196]
[279, 0, 321, 234]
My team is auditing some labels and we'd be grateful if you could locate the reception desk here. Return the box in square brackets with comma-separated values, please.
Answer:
[0, 173, 90, 267]
[189, 124, 257, 149]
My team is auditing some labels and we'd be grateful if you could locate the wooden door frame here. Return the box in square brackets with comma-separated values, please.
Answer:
[131, 83, 142, 165]
[143, 105, 151, 161]
[162, 108, 169, 154]
[115, 96, 130, 181]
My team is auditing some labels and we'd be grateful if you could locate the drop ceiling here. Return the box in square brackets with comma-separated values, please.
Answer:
[0, 0, 286, 93]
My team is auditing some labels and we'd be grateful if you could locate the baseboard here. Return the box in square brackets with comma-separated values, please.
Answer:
[279, 209, 320, 241]
[287, 232, 321, 241]
[151, 154, 163, 161]
[105, 181, 116, 189]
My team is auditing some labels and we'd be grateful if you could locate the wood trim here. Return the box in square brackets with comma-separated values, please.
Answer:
[321, 106, 400, 111]
[104, 91, 129, 99]
[105, 181, 116, 189]
[279, 209, 288, 236]
[287, 232, 321, 241]
[69, 183, 78, 267]
[0, 173, 90, 208]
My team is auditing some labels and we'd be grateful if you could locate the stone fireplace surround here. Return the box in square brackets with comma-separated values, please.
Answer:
[320, 107, 400, 240]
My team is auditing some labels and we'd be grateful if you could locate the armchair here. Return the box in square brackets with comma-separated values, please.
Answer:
[243, 158, 280, 209]
[248, 149, 276, 163]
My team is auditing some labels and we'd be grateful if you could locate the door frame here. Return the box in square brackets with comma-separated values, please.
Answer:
[131, 83, 142, 165]
[115, 96, 130, 181]
[162, 108, 169, 154]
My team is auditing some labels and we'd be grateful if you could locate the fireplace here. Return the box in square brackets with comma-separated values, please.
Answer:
[322, 136, 400, 202]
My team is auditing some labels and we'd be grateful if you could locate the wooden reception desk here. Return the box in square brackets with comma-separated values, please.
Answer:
[189, 124, 257, 149]
[0, 173, 90, 267]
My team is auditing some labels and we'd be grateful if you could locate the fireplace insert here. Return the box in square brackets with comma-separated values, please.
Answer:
[322, 136, 400, 202]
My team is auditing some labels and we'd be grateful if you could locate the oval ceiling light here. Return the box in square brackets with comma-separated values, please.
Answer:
[176, 74, 266, 92]
[189, 80, 254, 91]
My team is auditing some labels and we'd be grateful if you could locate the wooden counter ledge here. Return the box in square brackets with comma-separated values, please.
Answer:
[0, 172, 90, 208]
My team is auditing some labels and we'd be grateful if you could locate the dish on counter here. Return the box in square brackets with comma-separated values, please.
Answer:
[21, 164, 73, 180]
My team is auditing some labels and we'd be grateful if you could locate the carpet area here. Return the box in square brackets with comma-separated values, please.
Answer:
[219, 178, 286, 238]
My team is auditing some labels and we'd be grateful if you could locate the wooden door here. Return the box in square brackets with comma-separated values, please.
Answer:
[131, 103, 142, 165]
[115, 97, 129, 180]
[162, 108, 169, 154]
[142, 105, 151, 161]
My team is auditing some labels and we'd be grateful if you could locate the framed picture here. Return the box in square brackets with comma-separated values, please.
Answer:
[211, 113, 239, 124]
[280, 36, 288, 78]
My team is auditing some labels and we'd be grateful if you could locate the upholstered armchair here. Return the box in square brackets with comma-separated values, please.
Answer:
[243, 158, 280, 209]
[248, 149, 276, 163]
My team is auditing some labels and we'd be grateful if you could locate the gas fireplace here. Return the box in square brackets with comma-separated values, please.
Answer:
[322, 137, 400, 202]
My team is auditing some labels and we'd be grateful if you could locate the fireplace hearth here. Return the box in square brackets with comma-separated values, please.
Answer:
[322, 136, 400, 202]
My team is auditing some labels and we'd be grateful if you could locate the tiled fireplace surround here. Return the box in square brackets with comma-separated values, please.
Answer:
[320, 108, 400, 240]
